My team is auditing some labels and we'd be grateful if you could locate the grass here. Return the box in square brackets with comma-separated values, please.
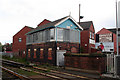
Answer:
[34, 63, 62, 71]
[16, 69, 38, 76]
[2, 56, 29, 65]
[3, 65, 38, 77]
[2, 56, 59, 73]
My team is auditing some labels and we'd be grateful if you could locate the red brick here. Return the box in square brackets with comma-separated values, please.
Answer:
[12, 26, 33, 57]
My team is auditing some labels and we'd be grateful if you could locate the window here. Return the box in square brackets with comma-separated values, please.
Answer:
[57, 28, 63, 41]
[92, 33, 94, 39]
[63, 29, 70, 41]
[18, 38, 22, 42]
[33, 33, 38, 42]
[27, 35, 31, 43]
[90, 32, 94, 39]
[50, 29, 55, 40]
[70, 30, 79, 42]
[48, 48, 52, 60]
[28, 49, 30, 58]
[35, 33, 38, 41]
[45, 30, 50, 41]
[33, 49, 37, 58]
[42, 31, 46, 41]
[40, 48, 44, 59]
[39, 31, 43, 42]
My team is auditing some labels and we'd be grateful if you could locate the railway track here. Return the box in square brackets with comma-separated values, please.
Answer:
[2, 59, 97, 80]
[1, 66, 30, 80]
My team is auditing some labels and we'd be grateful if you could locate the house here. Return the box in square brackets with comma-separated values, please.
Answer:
[26, 16, 83, 66]
[3, 43, 12, 53]
[96, 28, 120, 53]
[80, 21, 96, 53]
[37, 19, 51, 27]
[12, 26, 34, 57]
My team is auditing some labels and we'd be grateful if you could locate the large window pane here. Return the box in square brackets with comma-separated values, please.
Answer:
[57, 28, 63, 41]
[39, 31, 42, 42]
[42, 31, 45, 42]
[70, 30, 79, 42]
[50, 29, 55, 40]
[26, 34, 32, 43]
[45, 30, 50, 41]
[33, 33, 38, 42]
[75, 30, 79, 42]
[63, 29, 70, 41]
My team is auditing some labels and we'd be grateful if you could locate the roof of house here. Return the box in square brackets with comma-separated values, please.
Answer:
[36, 16, 68, 30]
[107, 28, 120, 34]
[37, 19, 51, 27]
[13, 26, 34, 37]
[80, 21, 93, 30]
[26, 26, 34, 29]
[27, 16, 83, 34]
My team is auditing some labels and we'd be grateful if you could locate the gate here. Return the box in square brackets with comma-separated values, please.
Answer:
[57, 50, 66, 66]
[107, 53, 114, 73]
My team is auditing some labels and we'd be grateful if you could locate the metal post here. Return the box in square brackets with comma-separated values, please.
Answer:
[79, 4, 80, 25]
[116, 0, 119, 56]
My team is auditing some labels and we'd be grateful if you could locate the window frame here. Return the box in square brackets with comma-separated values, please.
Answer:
[18, 38, 22, 42]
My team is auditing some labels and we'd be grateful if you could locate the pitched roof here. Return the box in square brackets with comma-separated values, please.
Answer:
[37, 19, 51, 27]
[25, 26, 34, 29]
[36, 16, 68, 30]
[27, 16, 83, 34]
[107, 28, 120, 34]
[80, 21, 93, 30]
[14, 26, 34, 36]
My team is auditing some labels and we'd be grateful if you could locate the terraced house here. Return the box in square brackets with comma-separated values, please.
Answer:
[26, 16, 83, 66]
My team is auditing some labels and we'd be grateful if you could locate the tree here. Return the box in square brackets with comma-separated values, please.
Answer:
[0, 42, 2, 46]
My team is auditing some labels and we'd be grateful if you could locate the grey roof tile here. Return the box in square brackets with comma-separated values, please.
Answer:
[80, 21, 93, 30]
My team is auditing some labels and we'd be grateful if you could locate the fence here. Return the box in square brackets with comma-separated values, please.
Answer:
[107, 54, 114, 73]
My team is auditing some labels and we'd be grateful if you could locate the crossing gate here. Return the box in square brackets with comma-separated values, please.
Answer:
[107, 54, 114, 73]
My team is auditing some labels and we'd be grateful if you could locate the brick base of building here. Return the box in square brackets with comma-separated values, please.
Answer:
[64, 54, 107, 73]
[26, 41, 80, 65]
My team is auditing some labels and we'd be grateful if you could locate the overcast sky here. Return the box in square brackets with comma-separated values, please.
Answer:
[0, 0, 120, 44]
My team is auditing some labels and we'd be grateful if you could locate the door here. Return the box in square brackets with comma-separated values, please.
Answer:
[57, 50, 66, 66]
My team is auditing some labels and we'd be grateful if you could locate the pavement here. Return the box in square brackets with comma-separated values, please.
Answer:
[63, 67, 120, 80]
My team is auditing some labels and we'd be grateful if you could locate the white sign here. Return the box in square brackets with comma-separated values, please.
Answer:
[95, 42, 114, 52]
[89, 39, 95, 44]
[99, 33, 112, 42]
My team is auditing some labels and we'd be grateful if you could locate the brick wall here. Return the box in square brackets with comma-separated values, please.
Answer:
[12, 26, 33, 57]
[81, 30, 89, 53]
[65, 55, 107, 73]
[26, 42, 80, 65]
[57, 42, 80, 53]
[27, 42, 57, 65]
